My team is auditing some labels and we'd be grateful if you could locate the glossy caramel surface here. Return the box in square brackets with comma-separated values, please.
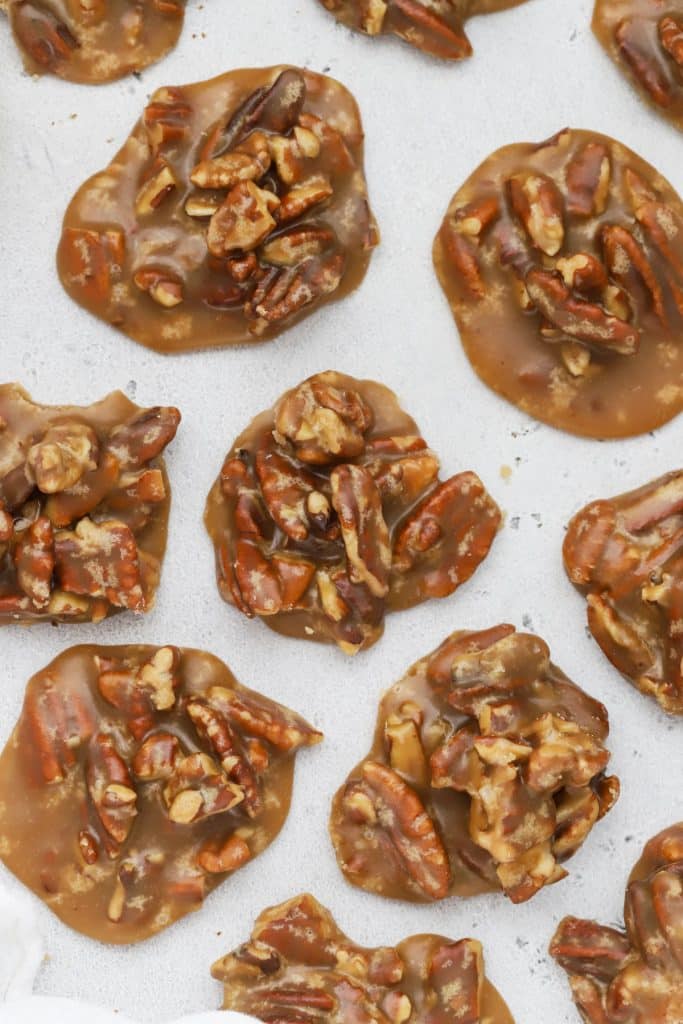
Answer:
[434, 128, 683, 438]
[0, 644, 321, 943]
[57, 67, 378, 353]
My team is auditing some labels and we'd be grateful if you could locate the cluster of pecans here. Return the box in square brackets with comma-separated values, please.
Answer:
[550, 823, 683, 1023]
[434, 127, 683, 438]
[57, 66, 378, 352]
[331, 626, 619, 906]
[0, 384, 180, 623]
[0, 644, 321, 943]
[205, 371, 501, 653]
[212, 892, 515, 1023]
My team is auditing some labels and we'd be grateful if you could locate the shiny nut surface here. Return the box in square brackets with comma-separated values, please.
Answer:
[204, 371, 501, 654]
[0, 383, 180, 625]
[433, 127, 683, 438]
[57, 66, 378, 352]
[564, 469, 683, 714]
[550, 823, 683, 1024]
[593, 0, 683, 132]
[316, 0, 528, 60]
[330, 625, 619, 903]
[5, 0, 187, 84]
[211, 892, 515, 1023]
[0, 644, 322, 943]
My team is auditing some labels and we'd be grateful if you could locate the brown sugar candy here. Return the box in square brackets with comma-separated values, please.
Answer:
[593, 0, 683, 132]
[204, 371, 501, 655]
[0, 644, 322, 943]
[550, 823, 683, 1024]
[212, 892, 515, 1023]
[564, 470, 683, 715]
[57, 67, 378, 353]
[330, 625, 619, 905]
[0, 383, 180, 624]
[1, 0, 187, 84]
[315, 0, 528, 61]
[433, 127, 683, 438]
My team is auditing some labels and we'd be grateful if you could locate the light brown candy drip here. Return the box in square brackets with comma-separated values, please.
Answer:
[0, 644, 321, 943]
[433, 127, 683, 438]
[593, 0, 683, 132]
[211, 892, 515, 1023]
[316, 0, 528, 60]
[564, 470, 683, 715]
[204, 371, 501, 655]
[550, 823, 683, 1024]
[3, 0, 187, 84]
[0, 383, 180, 624]
[330, 625, 619, 904]
[57, 67, 378, 353]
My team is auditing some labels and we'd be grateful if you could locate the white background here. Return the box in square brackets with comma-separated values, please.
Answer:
[0, 0, 681, 1020]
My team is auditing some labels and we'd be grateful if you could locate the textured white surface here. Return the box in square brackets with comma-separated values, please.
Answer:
[0, 0, 681, 1020]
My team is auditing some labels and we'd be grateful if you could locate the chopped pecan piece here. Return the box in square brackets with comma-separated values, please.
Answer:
[206, 372, 500, 653]
[564, 470, 683, 714]
[211, 893, 514, 1022]
[331, 626, 618, 904]
[551, 823, 683, 1023]
[0, 645, 321, 943]
[6, 0, 189, 84]
[0, 384, 180, 625]
[57, 66, 377, 351]
[316, 0, 527, 61]
[434, 127, 683, 437]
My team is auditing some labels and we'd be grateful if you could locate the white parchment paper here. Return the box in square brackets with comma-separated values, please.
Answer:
[0, 0, 681, 1020]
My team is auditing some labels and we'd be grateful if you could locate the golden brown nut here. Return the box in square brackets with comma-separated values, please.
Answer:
[204, 371, 501, 654]
[0, 383, 180, 625]
[593, 0, 683, 132]
[212, 892, 515, 1023]
[57, 66, 378, 352]
[433, 128, 683, 438]
[316, 0, 529, 61]
[4, 0, 187, 84]
[550, 823, 683, 1024]
[564, 469, 683, 714]
[0, 644, 322, 943]
[330, 625, 619, 903]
